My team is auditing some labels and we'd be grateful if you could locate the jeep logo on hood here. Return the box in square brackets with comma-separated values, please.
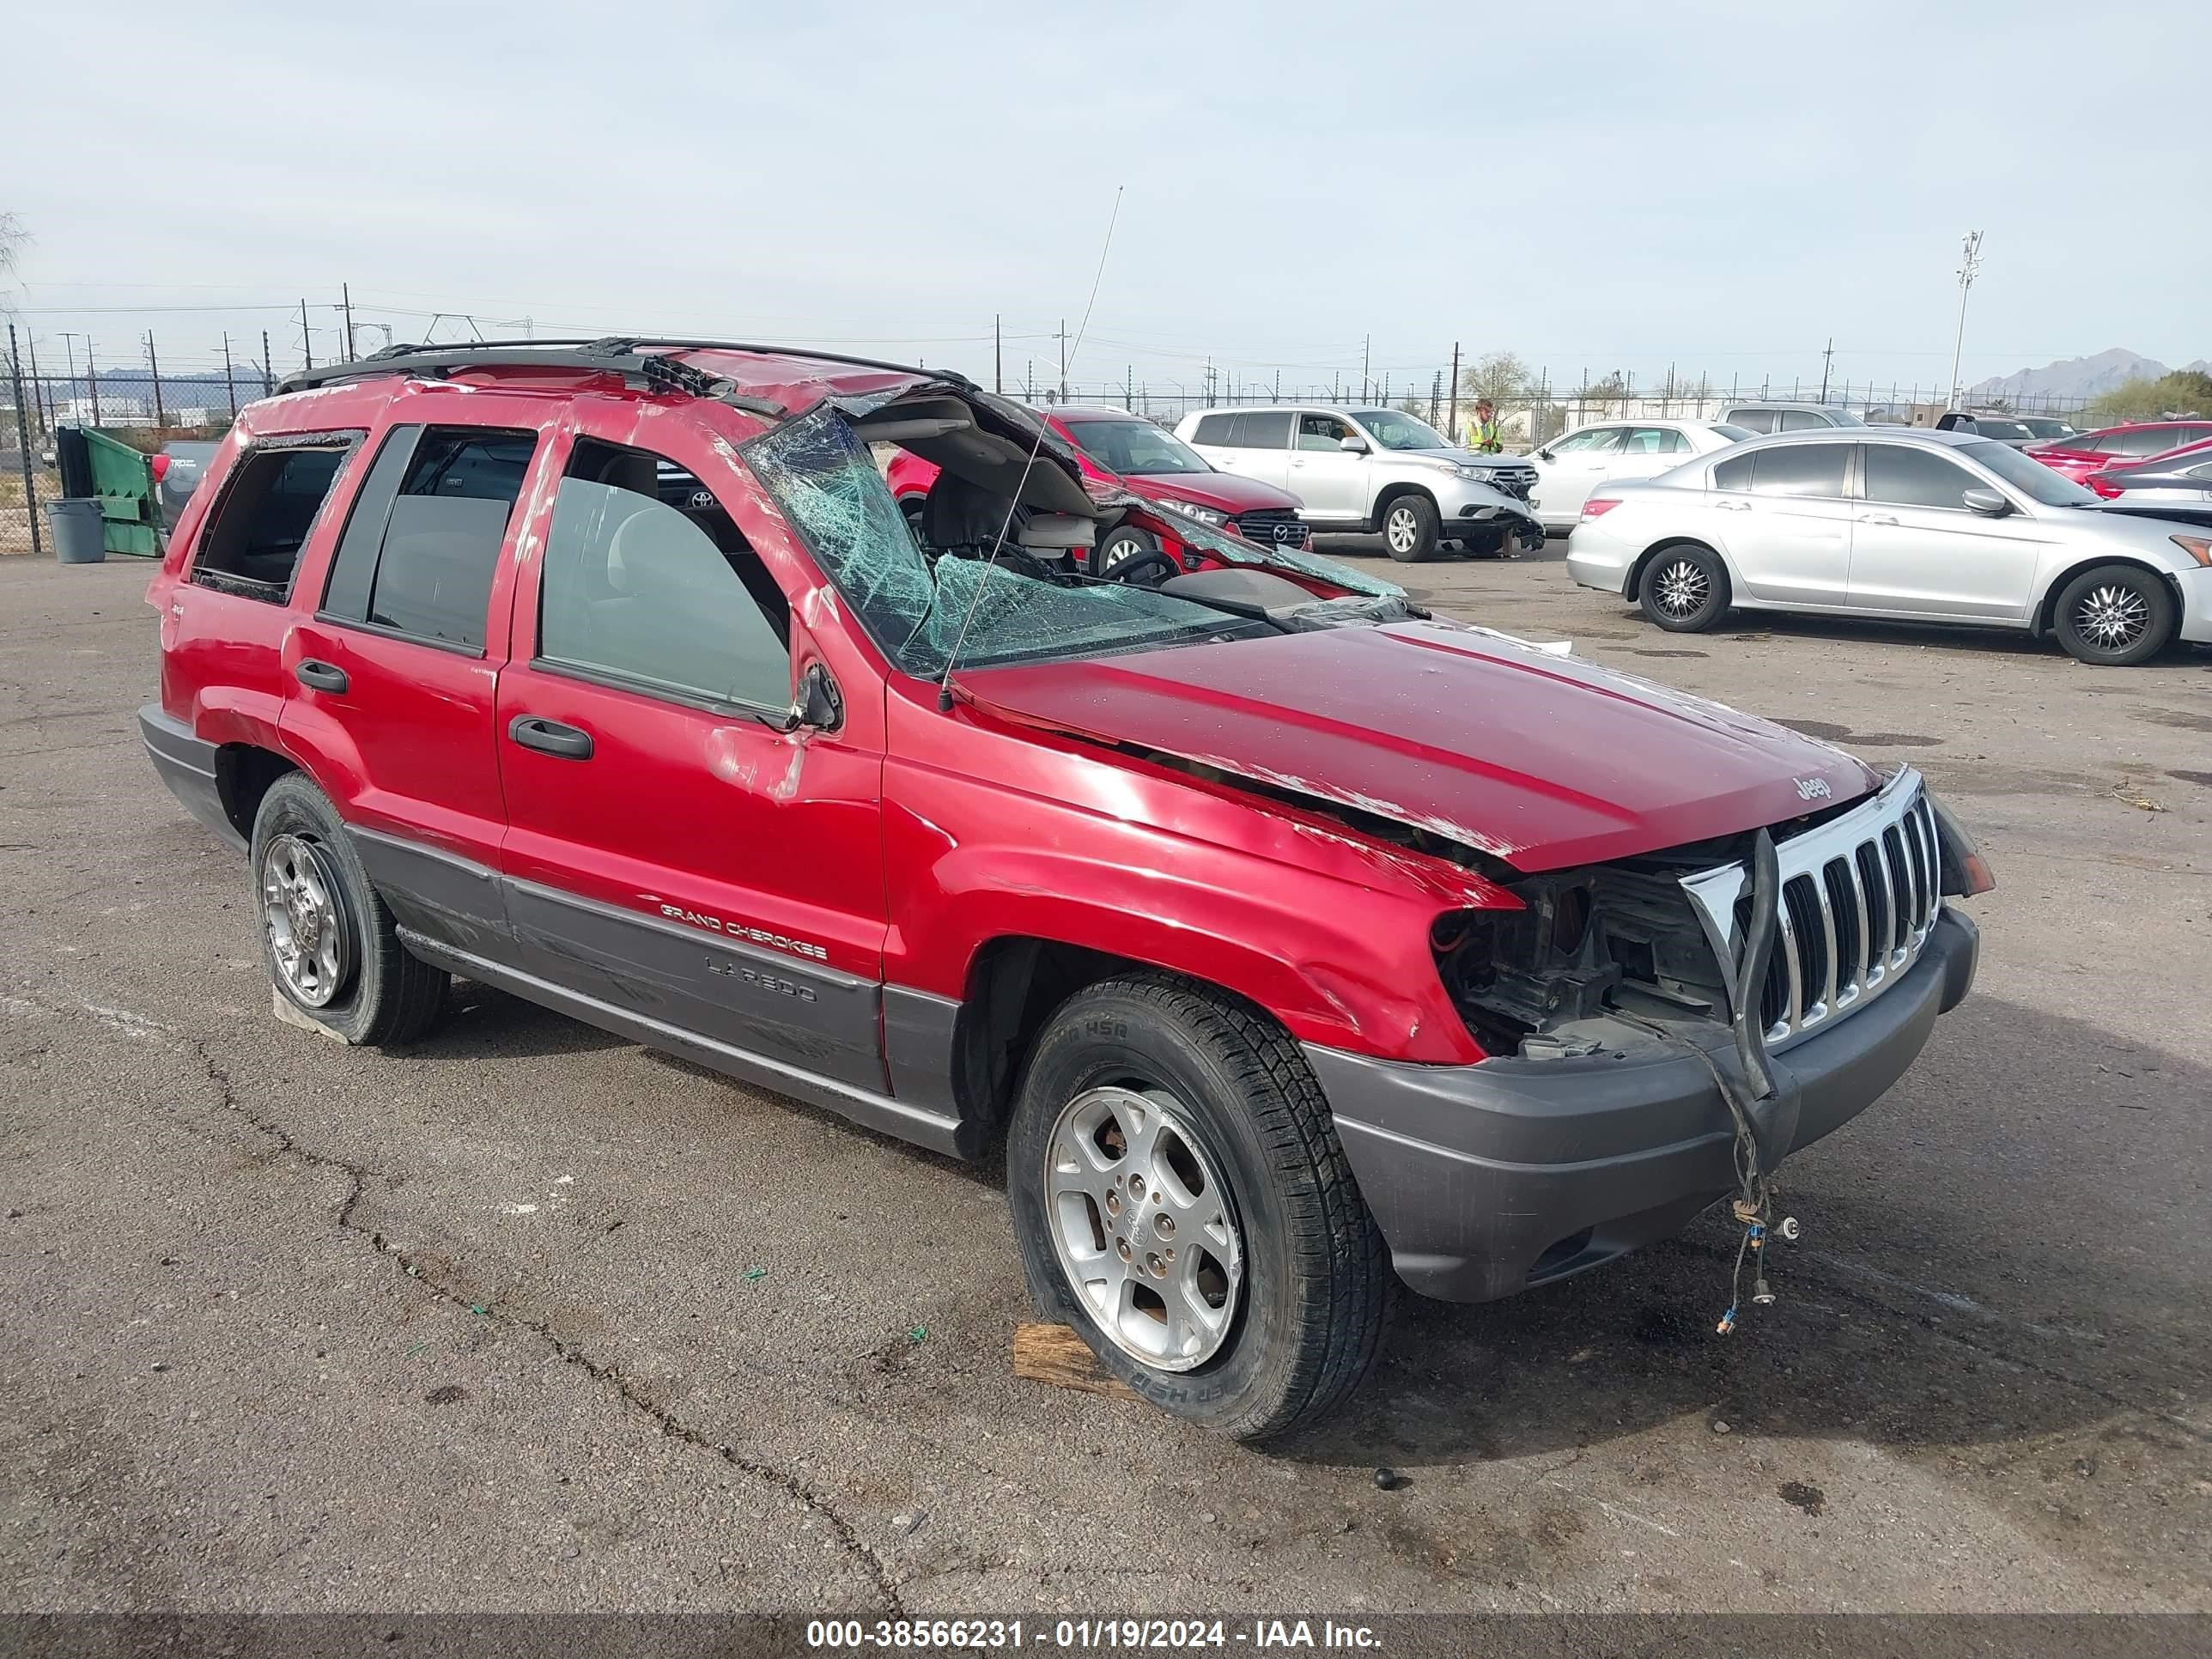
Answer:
[1796, 776, 1833, 801]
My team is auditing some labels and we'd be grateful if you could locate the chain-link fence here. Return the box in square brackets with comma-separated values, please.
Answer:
[0, 343, 272, 556]
[1024, 374, 2100, 453]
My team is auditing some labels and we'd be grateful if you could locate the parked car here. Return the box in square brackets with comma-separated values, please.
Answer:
[2081, 437, 2212, 527]
[1174, 404, 1542, 562]
[1527, 419, 1753, 533]
[1716, 403, 1866, 434]
[1566, 427, 2212, 665]
[140, 338, 1988, 1439]
[1934, 410, 2039, 447]
[2027, 421, 2212, 483]
[150, 439, 222, 532]
[2016, 416, 2078, 443]
[886, 404, 1309, 576]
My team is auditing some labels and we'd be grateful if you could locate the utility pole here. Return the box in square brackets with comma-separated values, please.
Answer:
[1819, 337, 1834, 404]
[25, 332, 47, 438]
[300, 299, 313, 371]
[1361, 335, 1371, 402]
[87, 337, 101, 426]
[9, 325, 43, 559]
[60, 332, 82, 420]
[1126, 364, 1133, 411]
[261, 331, 276, 395]
[342, 283, 356, 360]
[1948, 230, 1984, 410]
[1273, 368, 1280, 404]
[1056, 317, 1067, 403]
[1447, 341, 1461, 440]
[145, 331, 167, 428]
[994, 314, 1002, 394]
[222, 333, 238, 416]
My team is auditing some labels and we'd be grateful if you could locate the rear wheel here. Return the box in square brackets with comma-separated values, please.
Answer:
[2052, 563, 2175, 666]
[1380, 495, 1441, 562]
[252, 774, 447, 1047]
[1006, 974, 1389, 1440]
[1638, 543, 1730, 632]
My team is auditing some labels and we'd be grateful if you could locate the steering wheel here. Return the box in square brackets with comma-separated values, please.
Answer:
[1093, 525, 1179, 587]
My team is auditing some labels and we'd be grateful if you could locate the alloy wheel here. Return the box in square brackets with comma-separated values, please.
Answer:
[2073, 583, 2148, 652]
[1385, 507, 1419, 555]
[1654, 557, 1710, 617]
[1045, 1085, 1244, 1371]
[261, 833, 352, 1007]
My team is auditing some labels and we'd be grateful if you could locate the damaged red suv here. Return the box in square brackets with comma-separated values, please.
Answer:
[141, 338, 1989, 1438]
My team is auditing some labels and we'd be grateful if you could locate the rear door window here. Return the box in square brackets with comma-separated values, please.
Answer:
[1621, 428, 1689, 455]
[1729, 409, 1779, 434]
[191, 437, 359, 600]
[1231, 410, 1294, 450]
[1750, 443, 1850, 498]
[1778, 409, 1829, 432]
[319, 425, 538, 650]
[1190, 413, 1237, 447]
[2110, 427, 2178, 457]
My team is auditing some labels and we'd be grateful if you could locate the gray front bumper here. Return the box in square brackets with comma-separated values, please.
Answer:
[1306, 907, 1979, 1303]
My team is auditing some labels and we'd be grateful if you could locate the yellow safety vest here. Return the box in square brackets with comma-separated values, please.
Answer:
[1468, 417, 1502, 453]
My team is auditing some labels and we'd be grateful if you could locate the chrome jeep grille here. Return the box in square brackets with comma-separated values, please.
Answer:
[1680, 769, 1941, 1049]
[1476, 465, 1538, 500]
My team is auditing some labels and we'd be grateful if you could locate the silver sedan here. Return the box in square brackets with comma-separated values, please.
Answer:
[1565, 427, 2212, 665]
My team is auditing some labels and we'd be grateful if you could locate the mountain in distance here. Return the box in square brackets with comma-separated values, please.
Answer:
[1967, 349, 2182, 403]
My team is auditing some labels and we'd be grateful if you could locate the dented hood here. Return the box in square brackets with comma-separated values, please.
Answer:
[958, 621, 1879, 872]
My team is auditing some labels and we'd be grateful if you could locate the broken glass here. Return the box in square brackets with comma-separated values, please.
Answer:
[744, 408, 1258, 678]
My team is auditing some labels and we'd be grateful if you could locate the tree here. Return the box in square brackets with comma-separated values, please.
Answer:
[1458, 350, 1532, 406]
[0, 211, 23, 283]
[2086, 370, 2212, 424]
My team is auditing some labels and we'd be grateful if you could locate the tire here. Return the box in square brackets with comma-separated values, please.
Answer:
[1638, 543, 1731, 632]
[1006, 973, 1389, 1441]
[251, 773, 447, 1047]
[2051, 563, 2176, 666]
[1379, 495, 1441, 563]
[1093, 523, 1163, 579]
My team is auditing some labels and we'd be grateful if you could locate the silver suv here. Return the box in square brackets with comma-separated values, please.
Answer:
[1175, 404, 1542, 562]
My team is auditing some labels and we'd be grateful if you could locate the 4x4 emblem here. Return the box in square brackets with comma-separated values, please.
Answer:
[1795, 776, 1832, 801]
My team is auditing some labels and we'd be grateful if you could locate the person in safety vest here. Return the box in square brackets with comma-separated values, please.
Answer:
[1467, 398, 1503, 453]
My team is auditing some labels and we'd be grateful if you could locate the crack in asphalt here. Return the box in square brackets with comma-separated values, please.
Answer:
[145, 1021, 906, 1615]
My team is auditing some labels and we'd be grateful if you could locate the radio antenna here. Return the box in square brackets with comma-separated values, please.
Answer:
[935, 185, 1124, 713]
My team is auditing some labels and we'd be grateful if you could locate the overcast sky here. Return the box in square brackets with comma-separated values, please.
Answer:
[7, 1, 2205, 395]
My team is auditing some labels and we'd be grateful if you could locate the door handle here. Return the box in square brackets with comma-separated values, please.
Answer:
[1715, 500, 1751, 512]
[507, 715, 594, 761]
[295, 659, 349, 693]
[1861, 514, 1899, 526]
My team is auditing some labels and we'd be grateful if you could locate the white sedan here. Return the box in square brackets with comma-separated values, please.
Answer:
[1528, 419, 1753, 533]
[1565, 427, 2212, 666]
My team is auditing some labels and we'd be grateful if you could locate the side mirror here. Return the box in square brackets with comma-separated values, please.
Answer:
[1960, 488, 2010, 518]
[1338, 434, 1369, 454]
[793, 660, 843, 731]
[1535, 447, 1556, 464]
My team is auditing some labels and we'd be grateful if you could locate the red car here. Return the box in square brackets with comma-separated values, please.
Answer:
[2082, 434, 2212, 499]
[2028, 420, 2212, 483]
[138, 339, 1987, 1439]
[887, 404, 1310, 574]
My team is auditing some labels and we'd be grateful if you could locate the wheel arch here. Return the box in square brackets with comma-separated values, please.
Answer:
[1369, 481, 1440, 535]
[2028, 554, 2185, 638]
[215, 744, 300, 843]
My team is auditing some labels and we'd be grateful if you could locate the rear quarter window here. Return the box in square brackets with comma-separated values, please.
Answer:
[190, 434, 362, 602]
[1190, 414, 1236, 447]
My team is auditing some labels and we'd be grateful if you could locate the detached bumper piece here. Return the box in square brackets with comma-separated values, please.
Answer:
[1308, 907, 1978, 1304]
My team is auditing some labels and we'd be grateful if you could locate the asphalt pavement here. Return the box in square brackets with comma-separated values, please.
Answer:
[2, 546, 2207, 1616]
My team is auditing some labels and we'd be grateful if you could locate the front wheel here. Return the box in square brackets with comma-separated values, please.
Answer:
[2051, 563, 2176, 666]
[1006, 975, 1389, 1440]
[1638, 543, 1731, 632]
[1380, 495, 1441, 562]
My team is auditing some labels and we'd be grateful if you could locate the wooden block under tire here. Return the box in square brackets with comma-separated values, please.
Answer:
[1012, 1322, 1138, 1402]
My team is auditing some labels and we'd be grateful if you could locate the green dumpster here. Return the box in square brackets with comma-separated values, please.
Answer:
[55, 427, 162, 558]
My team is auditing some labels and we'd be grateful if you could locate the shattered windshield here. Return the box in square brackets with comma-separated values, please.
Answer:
[1149, 503, 1407, 599]
[744, 408, 1252, 677]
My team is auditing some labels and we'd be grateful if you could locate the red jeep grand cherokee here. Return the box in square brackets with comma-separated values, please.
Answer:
[886, 404, 1310, 574]
[140, 338, 1987, 1438]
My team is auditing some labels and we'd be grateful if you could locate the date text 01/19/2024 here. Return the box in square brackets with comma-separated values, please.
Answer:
[803, 1619, 1382, 1650]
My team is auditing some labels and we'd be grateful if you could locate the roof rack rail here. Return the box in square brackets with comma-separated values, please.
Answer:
[278, 337, 975, 404]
